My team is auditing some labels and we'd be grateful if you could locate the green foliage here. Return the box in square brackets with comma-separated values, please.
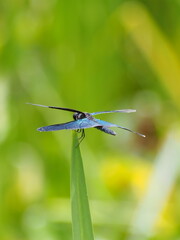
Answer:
[0, 0, 180, 239]
[71, 132, 94, 240]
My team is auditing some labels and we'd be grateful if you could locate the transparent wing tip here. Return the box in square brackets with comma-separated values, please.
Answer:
[26, 103, 48, 108]
[114, 109, 136, 113]
[137, 132, 146, 138]
[37, 127, 46, 132]
[26, 102, 37, 105]
[125, 109, 136, 113]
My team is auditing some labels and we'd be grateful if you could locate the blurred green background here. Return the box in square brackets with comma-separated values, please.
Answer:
[1, 0, 180, 239]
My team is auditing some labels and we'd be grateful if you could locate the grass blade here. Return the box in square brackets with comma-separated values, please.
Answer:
[71, 132, 94, 240]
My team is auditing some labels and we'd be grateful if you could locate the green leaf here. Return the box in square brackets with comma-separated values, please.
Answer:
[71, 132, 94, 240]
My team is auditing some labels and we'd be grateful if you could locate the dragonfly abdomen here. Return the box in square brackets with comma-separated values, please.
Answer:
[95, 126, 116, 136]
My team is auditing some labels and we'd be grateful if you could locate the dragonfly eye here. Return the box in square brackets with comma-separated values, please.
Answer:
[73, 112, 86, 120]
[73, 113, 78, 120]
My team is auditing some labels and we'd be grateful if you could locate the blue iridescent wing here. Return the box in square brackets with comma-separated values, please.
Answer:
[93, 119, 146, 137]
[91, 109, 136, 116]
[38, 117, 145, 137]
[37, 118, 101, 132]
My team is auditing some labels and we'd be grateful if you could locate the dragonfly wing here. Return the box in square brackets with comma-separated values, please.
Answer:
[38, 118, 101, 132]
[94, 119, 146, 137]
[91, 109, 136, 116]
[27, 103, 83, 113]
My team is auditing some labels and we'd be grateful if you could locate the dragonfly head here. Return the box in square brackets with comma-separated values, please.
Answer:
[73, 112, 86, 120]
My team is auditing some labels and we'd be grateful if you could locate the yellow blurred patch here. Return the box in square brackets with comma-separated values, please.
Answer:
[156, 202, 177, 237]
[131, 163, 152, 198]
[101, 156, 151, 197]
[101, 159, 132, 193]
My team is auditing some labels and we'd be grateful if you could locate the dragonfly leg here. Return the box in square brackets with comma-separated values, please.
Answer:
[76, 129, 85, 145]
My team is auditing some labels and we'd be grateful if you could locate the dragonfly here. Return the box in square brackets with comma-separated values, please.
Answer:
[27, 103, 146, 142]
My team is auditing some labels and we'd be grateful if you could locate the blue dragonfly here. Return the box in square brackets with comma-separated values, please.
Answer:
[27, 103, 145, 142]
